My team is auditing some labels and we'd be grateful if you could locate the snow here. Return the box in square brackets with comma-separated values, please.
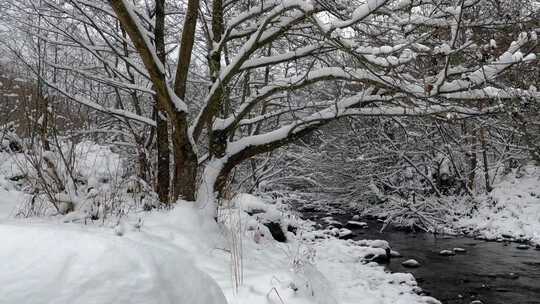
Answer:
[196, 158, 225, 218]
[233, 193, 269, 212]
[347, 220, 368, 227]
[437, 30, 536, 94]
[0, 185, 25, 218]
[439, 249, 455, 256]
[453, 165, 540, 245]
[312, 239, 438, 304]
[240, 44, 321, 70]
[401, 259, 421, 268]
[217, 195, 439, 304]
[0, 180, 441, 304]
[332, 0, 388, 29]
[46, 81, 156, 126]
[0, 153, 28, 218]
[0, 221, 226, 304]
[73, 141, 124, 188]
[232, 193, 282, 222]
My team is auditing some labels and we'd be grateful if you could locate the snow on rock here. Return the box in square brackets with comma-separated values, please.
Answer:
[346, 220, 368, 228]
[390, 250, 402, 257]
[338, 228, 354, 239]
[439, 249, 455, 256]
[228, 193, 294, 242]
[321, 216, 344, 227]
[233, 193, 274, 215]
[402, 259, 421, 268]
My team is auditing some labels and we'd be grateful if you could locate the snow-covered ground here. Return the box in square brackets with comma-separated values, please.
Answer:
[0, 149, 439, 304]
[453, 165, 540, 245]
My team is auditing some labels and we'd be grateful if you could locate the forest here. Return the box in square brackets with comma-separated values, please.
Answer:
[0, 1, 538, 304]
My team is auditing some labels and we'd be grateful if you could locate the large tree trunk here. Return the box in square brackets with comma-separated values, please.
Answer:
[154, 0, 171, 203]
[207, 0, 226, 159]
[156, 106, 171, 202]
[171, 112, 198, 201]
[171, 0, 201, 202]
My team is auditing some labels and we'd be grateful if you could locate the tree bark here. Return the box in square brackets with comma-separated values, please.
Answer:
[154, 0, 171, 203]
[207, 0, 226, 159]
[173, 0, 199, 99]
[171, 0, 200, 201]
[156, 106, 170, 202]
[171, 113, 197, 201]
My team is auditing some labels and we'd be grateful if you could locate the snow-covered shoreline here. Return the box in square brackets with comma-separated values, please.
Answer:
[452, 166, 540, 246]
[304, 165, 540, 247]
[0, 185, 440, 304]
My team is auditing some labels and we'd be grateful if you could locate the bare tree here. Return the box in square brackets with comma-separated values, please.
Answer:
[1, 0, 537, 217]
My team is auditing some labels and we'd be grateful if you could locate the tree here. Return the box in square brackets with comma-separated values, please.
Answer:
[1, 0, 537, 217]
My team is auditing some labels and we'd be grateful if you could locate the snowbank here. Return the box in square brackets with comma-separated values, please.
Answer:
[453, 165, 540, 244]
[0, 221, 226, 304]
[313, 238, 437, 304]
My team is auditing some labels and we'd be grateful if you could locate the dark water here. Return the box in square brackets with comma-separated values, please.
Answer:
[304, 212, 540, 304]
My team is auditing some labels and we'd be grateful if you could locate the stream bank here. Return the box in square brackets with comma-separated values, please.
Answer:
[303, 211, 540, 304]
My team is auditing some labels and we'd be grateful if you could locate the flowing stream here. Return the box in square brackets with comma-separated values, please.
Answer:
[303, 211, 540, 304]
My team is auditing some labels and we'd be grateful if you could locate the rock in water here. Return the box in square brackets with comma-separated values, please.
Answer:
[345, 220, 368, 228]
[390, 250, 402, 258]
[338, 228, 355, 240]
[364, 252, 389, 264]
[352, 214, 360, 221]
[453, 247, 466, 253]
[439, 250, 455, 256]
[263, 222, 287, 242]
[322, 217, 343, 228]
[517, 244, 530, 250]
[402, 259, 421, 268]
[470, 301, 484, 304]
[506, 272, 519, 279]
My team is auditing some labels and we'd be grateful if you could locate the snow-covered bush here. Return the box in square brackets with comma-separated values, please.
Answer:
[0, 122, 23, 153]
[364, 195, 462, 233]
[12, 140, 158, 220]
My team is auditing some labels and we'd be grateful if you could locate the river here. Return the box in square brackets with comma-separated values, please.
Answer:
[303, 211, 540, 304]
